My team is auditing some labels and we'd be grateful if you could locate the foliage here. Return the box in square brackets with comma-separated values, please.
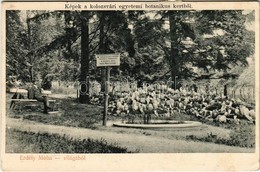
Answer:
[6, 10, 255, 104]
[132, 10, 254, 81]
[6, 128, 130, 153]
[6, 11, 66, 83]
[6, 10, 28, 80]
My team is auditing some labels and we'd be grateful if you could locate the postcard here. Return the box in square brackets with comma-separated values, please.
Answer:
[1, 1, 259, 171]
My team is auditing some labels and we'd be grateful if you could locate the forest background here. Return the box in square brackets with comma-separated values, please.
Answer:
[6, 10, 255, 104]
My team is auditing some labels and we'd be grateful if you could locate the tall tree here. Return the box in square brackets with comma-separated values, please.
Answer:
[79, 11, 90, 103]
[169, 11, 181, 88]
[97, 12, 108, 92]
[6, 10, 25, 80]
[133, 10, 254, 85]
[93, 11, 136, 90]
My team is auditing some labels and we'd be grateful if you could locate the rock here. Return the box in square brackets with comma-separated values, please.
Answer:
[124, 104, 129, 111]
[154, 110, 159, 117]
[146, 97, 151, 104]
[233, 116, 240, 124]
[147, 103, 154, 111]
[212, 110, 218, 118]
[116, 110, 121, 115]
[116, 101, 123, 110]
[140, 97, 146, 103]
[217, 115, 227, 123]
[207, 118, 214, 122]
[178, 102, 184, 109]
[234, 108, 240, 115]
[243, 107, 253, 121]
[239, 105, 252, 121]
[249, 110, 255, 119]
[244, 107, 250, 116]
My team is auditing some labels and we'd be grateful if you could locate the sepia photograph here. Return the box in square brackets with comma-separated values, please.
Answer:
[1, 1, 259, 171]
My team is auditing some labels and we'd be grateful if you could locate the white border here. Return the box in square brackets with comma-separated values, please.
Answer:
[1, 2, 259, 171]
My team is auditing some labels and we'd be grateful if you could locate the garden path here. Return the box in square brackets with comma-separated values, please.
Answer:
[6, 117, 254, 153]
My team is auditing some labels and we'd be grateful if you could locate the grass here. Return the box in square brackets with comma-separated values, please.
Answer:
[6, 95, 121, 129]
[6, 128, 131, 153]
[14, 98, 104, 129]
[8, 94, 254, 136]
[6, 93, 255, 150]
[186, 123, 255, 148]
[7, 93, 252, 130]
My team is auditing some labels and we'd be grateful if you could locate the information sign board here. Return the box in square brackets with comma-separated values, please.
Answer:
[96, 54, 120, 67]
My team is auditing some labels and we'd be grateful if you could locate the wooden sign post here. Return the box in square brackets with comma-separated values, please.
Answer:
[96, 54, 120, 126]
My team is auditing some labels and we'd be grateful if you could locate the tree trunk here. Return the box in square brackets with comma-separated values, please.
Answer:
[26, 12, 33, 82]
[99, 13, 106, 92]
[64, 11, 73, 59]
[169, 11, 180, 89]
[64, 11, 78, 80]
[79, 11, 90, 104]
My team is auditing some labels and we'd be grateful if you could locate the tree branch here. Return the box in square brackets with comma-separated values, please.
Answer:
[89, 21, 102, 44]
[155, 40, 170, 57]
[89, 22, 112, 54]
[27, 11, 61, 23]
